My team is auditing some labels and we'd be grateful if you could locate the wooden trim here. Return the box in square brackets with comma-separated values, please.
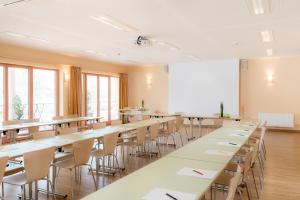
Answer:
[97, 76, 100, 117]
[108, 76, 111, 122]
[83, 74, 87, 116]
[82, 72, 119, 78]
[55, 70, 60, 117]
[28, 67, 33, 119]
[3, 64, 8, 121]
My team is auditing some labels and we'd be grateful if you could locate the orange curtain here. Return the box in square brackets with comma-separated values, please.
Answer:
[119, 73, 128, 109]
[69, 66, 82, 115]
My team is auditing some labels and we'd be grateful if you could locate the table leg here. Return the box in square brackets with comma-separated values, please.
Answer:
[188, 117, 195, 141]
[198, 118, 202, 137]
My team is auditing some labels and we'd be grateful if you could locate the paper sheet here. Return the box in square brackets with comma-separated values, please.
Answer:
[230, 133, 248, 137]
[205, 149, 234, 156]
[143, 187, 197, 200]
[177, 167, 217, 179]
[217, 141, 241, 147]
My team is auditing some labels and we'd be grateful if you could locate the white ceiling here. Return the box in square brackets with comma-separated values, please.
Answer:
[0, 0, 300, 66]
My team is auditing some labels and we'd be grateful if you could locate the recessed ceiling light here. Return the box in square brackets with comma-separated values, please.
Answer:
[30, 36, 50, 43]
[90, 15, 137, 32]
[188, 55, 200, 60]
[246, 0, 270, 15]
[266, 49, 273, 56]
[5, 32, 26, 38]
[261, 30, 273, 42]
[156, 41, 180, 51]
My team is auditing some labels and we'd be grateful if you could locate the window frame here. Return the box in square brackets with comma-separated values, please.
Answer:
[1, 63, 59, 121]
[82, 72, 119, 122]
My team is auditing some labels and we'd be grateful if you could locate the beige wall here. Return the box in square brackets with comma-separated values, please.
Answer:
[0, 42, 134, 115]
[240, 57, 300, 125]
[127, 66, 168, 113]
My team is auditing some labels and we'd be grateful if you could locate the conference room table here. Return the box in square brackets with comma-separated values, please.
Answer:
[0, 117, 175, 198]
[0, 116, 102, 143]
[82, 121, 258, 200]
[183, 115, 241, 141]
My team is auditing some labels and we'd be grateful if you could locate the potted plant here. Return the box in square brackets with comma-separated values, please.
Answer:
[220, 102, 224, 118]
[13, 95, 24, 120]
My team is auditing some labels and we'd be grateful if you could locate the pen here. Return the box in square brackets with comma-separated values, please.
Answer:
[193, 169, 203, 175]
[166, 193, 178, 200]
[229, 142, 237, 145]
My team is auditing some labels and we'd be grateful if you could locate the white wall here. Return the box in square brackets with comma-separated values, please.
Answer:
[168, 59, 240, 117]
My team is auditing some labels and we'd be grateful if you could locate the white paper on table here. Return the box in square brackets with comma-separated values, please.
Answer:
[142, 187, 197, 200]
[217, 141, 241, 147]
[235, 129, 249, 133]
[205, 149, 234, 156]
[177, 167, 217, 180]
[230, 133, 248, 137]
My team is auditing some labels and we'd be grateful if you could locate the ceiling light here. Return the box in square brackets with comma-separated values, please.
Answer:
[156, 41, 180, 51]
[30, 36, 50, 43]
[266, 49, 273, 56]
[188, 55, 200, 61]
[90, 15, 137, 32]
[261, 30, 273, 42]
[85, 50, 97, 54]
[5, 32, 26, 38]
[246, 0, 270, 15]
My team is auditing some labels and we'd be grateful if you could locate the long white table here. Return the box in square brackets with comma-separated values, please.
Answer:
[81, 121, 258, 200]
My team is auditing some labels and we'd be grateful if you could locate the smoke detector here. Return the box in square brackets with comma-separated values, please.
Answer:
[135, 36, 152, 47]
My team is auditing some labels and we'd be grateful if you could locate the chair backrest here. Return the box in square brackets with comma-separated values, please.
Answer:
[58, 127, 78, 135]
[136, 127, 147, 145]
[92, 122, 107, 130]
[128, 116, 138, 123]
[24, 146, 55, 183]
[166, 120, 175, 134]
[111, 120, 122, 126]
[213, 118, 223, 126]
[149, 123, 160, 140]
[52, 116, 64, 120]
[0, 156, 9, 182]
[32, 130, 56, 140]
[103, 132, 119, 155]
[242, 147, 254, 175]
[259, 125, 266, 152]
[27, 119, 40, 133]
[73, 138, 94, 166]
[251, 139, 260, 166]
[175, 117, 184, 132]
[226, 165, 243, 200]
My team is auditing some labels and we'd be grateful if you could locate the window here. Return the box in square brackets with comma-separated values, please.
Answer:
[110, 77, 119, 120]
[99, 76, 109, 121]
[0, 64, 59, 122]
[33, 69, 57, 121]
[83, 73, 119, 121]
[8, 67, 29, 120]
[86, 75, 98, 117]
[0, 66, 3, 121]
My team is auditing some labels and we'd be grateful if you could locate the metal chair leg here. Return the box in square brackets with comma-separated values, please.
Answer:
[251, 168, 259, 198]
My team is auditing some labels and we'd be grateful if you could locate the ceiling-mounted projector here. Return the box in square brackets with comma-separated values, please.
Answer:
[135, 36, 151, 47]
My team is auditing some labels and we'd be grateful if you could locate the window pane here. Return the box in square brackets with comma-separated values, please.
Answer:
[33, 69, 56, 121]
[8, 67, 29, 120]
[0, 66, 3, 121]
[110, 77, 119, 120]
[99, 77, 108, 121]
[87, 75, 97, 117]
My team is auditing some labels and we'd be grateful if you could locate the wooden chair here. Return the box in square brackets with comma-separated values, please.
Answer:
[146, 123, 161, 158]
[92, 132, 120, 186]
[32, 130, 56, 140]
[110, 120, 122, 126]
[3, 147, 55, 200]
[57, 127, 78, 135]
[175, 117, 188, 146]
[226, 165, 243, 200]
[159, 119, 177, 148]
[124, 127, 147, 160]
[0, 156, 9, 199]
[54, 139, 97, 199]
[92, 122, 107, 130]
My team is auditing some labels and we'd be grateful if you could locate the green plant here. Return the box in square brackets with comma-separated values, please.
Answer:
[141, 99, 144, 108]
[220, 102, 224, 118]
[13, 95, 24, 120]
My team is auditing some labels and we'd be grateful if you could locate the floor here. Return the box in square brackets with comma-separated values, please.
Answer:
[3, 128, 300, 200]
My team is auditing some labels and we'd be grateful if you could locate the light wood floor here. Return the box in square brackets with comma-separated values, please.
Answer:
[3, 129, 300, 200]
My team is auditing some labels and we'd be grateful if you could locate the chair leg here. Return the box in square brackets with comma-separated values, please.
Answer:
[29, 183, 33, 199]
[21, 185, 26, 200]
[179, 132, 184, 146]
[87, 164, 98, 190]
[251, 168, 259, 199]
[102, 156, 105, 186]
[35, 181, 39, 200]
[69, 169, 74, 199]
[172, 134, 176, 148]
[47, 178, 56, 200]
[1, 182, 4, 198]
[156, 140, 161, 157]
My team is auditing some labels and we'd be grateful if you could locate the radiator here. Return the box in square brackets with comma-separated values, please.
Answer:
[258, 112, 294, 128]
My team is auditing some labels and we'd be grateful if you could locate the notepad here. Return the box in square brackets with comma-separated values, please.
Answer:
[205, 149, 234, 156]
[143, 188, 197, 200]
[177, 167, 217, 179]
[217, 141, 241, 147]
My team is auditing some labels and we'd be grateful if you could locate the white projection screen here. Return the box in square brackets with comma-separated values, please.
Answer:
[168, 60, 240, 117]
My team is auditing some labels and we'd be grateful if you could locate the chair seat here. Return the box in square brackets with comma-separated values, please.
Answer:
[3, 172, 27, 186]
[225, 163, 238, 172]
[54, 152, 73, 162]
[91, 149, 104, 157]
[53, 158, 76, 169]
[5, 164, 24, 176]
[214, 172, 233, 186]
